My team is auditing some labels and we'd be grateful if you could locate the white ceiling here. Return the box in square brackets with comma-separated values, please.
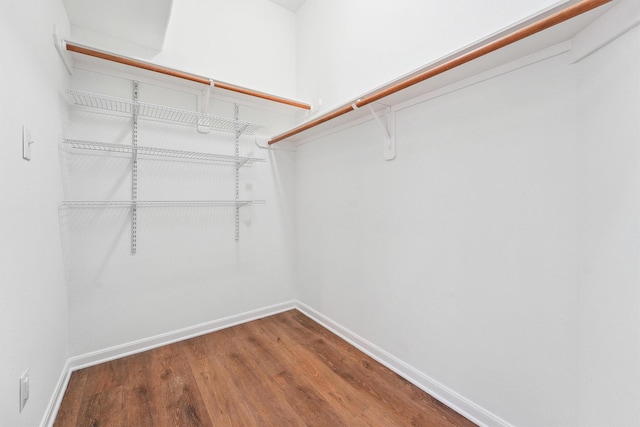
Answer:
[62, 0, 173, 52]
[267, 0, 306, 13]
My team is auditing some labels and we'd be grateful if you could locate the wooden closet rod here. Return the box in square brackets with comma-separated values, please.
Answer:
[268, 0, 612, 144]
[65, 42, 311, 110]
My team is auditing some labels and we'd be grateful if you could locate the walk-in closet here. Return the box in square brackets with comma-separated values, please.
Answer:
[1, 0, 638, 426]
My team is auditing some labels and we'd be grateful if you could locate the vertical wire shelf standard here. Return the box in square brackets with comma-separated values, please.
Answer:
[67, 89, 264, 135]
[131, 81, 139, 254]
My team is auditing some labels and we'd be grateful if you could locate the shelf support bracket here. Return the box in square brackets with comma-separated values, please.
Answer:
[197, 79, 214, 134]
[366, 105, 395, 161]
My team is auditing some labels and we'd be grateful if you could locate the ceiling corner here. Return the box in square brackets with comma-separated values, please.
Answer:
[267, 0, 306, 13]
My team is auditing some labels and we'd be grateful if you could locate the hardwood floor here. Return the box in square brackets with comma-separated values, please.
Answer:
[54, 310, 476, 426]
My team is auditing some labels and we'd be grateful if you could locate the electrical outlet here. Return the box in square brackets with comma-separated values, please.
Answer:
[19, 369, 29, 412]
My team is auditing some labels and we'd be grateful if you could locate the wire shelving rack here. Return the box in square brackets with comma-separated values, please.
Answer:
[62, 139, 265, 167]
[67, 89, 264, 135]
[60, 200, 265, 208]
[63, 82, 266, 252]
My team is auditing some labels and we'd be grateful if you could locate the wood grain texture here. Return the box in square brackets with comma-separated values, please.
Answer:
[65, 43, 311, 110]
[54, 310, 476, 426]
[213, 82, 312, 110]
[65, 43, 212, 86]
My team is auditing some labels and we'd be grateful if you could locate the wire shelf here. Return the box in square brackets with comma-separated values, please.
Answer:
[62, 139, 265, 166]
[67, 89, 264, 135]
[60, 200, 266, 208]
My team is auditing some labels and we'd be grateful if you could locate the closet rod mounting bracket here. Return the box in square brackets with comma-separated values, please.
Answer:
[197, 79, 214, 134]
[254, 135, 297, 152]
[53, 25, 73, 75]
[366, 105, 395, 161]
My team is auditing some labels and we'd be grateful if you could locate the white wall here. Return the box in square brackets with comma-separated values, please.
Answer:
[0, 1, 70, 426]
[295, 3, 640, 425]
[57, 0, 299, 358]
[151, 0, 298, 98]
[6, 1, 637, 426]
[67, 0, 298, 99]
[576, 24, 640, 426]
[296, 0, 565, 114]
[297, 50, 580, 426]
[61, 71, 298, 356]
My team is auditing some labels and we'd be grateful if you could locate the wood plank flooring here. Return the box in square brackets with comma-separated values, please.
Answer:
[54, 310, 476, 426]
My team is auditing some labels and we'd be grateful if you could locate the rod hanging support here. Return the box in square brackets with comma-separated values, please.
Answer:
[268, 0, 613, 145]
[366, 105, 395, 161]
[197, 79, 214, 134]
[53, 25, 73, 75]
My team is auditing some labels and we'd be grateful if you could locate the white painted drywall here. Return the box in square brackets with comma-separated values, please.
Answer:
[296, 6, 640, 426]
[576, 24, 640, 426]
[152, 0, 297, 98]
[296, 50, 580, 425]
[0, 1, 70, 426]
[61, 70, 298, 356]
[59, 0, 299, 359]
[66, 0, 297, 99]
[296, 0, 568, 114]
[63, 0, 173, 54]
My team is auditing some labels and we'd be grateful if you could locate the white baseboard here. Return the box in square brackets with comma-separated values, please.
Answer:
[295, 301, 513, 427]
[40, 300, 296, 427]
[67, 300, 296, 371]
[40, 359, 72, 427]
[42, 299, 509, 427]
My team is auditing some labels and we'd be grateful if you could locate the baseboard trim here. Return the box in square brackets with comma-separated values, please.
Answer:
[41, 300, 296, 427]
[69, 300, 296, 371]
[40, 359, 72, 427]
[295, 301, 513, 427]
[42, 299, 510, 427]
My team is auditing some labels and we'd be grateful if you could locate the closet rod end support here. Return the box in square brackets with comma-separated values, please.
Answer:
[53, 25, 73, 75]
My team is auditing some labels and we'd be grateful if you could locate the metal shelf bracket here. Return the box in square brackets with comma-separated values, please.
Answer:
[366, 105, 395, 161]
